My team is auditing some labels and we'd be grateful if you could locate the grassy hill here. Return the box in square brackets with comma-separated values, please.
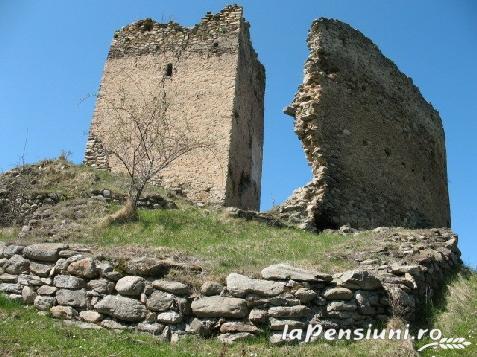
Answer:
[0, 159, 383, 282]
[1, 159, 475, 356]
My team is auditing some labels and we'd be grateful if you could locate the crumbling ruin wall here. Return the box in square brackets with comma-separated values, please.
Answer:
[276, 19, 450, 230]
[85, 5, 265, 210]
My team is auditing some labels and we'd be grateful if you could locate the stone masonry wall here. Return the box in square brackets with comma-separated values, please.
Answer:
[85, 5, 265, 211]
[276, 19, 450, 230]
[0, 229, 460, 344]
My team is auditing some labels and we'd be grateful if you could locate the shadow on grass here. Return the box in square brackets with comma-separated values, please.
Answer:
[413, 265, 474, 331]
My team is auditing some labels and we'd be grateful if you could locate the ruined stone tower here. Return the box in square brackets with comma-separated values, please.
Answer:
[84, 5, 265, 210]
[276, 19, 450, 230]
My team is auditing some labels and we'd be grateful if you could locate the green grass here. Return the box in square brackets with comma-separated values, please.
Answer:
[93, 207, 367, 279]
[415, 268, 477, 356]
[1, 157, 168, 201]
[0, 227, 18, 243]
[1, 159, 373, 280]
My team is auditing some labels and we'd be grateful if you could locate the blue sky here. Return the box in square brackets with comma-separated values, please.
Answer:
[0, 1, 475, 266]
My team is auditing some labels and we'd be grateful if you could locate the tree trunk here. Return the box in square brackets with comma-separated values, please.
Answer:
[101, 196, 139, 226]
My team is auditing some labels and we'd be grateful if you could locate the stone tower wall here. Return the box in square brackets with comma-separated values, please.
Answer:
[226, 21, 265, 209]
[84, 5, 265, 210]
[278, 19, 450, 230]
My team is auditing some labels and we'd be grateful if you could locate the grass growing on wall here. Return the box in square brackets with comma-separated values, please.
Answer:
[95, 207, 369, 278]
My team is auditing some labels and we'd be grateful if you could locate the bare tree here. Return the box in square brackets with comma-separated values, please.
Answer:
[99, 72, 212, 223]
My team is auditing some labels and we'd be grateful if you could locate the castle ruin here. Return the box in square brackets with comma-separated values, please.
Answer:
[276, 19, 450, 230]
[84, 5, 265, 210]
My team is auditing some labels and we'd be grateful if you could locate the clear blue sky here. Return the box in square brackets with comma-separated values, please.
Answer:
[0, 1, 475, 266]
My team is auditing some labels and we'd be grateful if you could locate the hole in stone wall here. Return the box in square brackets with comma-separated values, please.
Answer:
[384, 148, 391, 157]
[165, 63, 173, 77]
[314, 209, 339, 231]
[362, 139, 369, 146]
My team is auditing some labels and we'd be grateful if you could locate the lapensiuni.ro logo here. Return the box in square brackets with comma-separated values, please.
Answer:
[281, 324, 472, 354]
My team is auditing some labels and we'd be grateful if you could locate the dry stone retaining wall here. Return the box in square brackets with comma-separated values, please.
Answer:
[0, 230, 460, 343]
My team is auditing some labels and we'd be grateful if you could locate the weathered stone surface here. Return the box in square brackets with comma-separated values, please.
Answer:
[191, 296, 248, 318]
[101, 319, 128, 330]
[324, 287, 353, 300]
[50, 258, 68, 276]
[17, 274, 42, 286]
[115, 276, 145, 296]
[175, 296, 191, 315]
[200, 281, 223, 296]
[226, 273, 285, 297]
[30, 262, 52, 277]
[186, 318, 216, 337]
[261, 264, 331, 282]
[67, 257, 99, 279]
[275, 18, 450, 230]
[268, 305, 312, 318]
[21, 286, 36, 304]
[125, 257, 169, 278]
[23, 243, 66, 262]
[0, 273, 17, 283]
[2, 245, 24, 257]
[4, 255, 29, 274]
[62, 320, 102, 330]
[218, 332, 253, 344]
[269, 317, 306, 331]
[34, 295, 56, 311]
[247, 295, 301, 308]
[0, 283, 21, 294]
[146, 291, 175, 312]
[336, 270, 382, 290]
[295, 288, 317, 303]
[37, 285, 57, 295]
[157, 311, 182, 324]
[249, 309, 268, 324]
[95, 295, 147, 322]
[391, 264, 420, 275]
[87, 279, 115, 294]
[137, 322, 164, 335]
[53, 275, 85, 289]
[80, 310, 103, 323]
[220, 322, 260, 334]
[50, 305, 78, 319]
[96, 260, 122, 281]
[327, 301, 357, 312]
[152, 280, 189, 296]
[56, 289, 87, 308]
[58, 249, 80, 258]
